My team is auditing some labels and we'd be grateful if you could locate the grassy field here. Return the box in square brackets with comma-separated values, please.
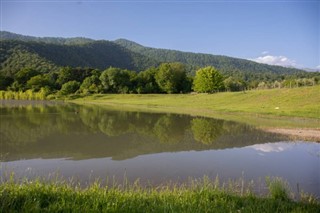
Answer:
[71, 86, 320, 128]
[1, 177, 319, 212]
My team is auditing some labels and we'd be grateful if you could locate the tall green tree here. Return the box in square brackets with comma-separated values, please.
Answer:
[155, 62, 188, 94]
[13, 68, 40, 90]
[26, 74, 52, 92]
[193, 66, 224, 93]
[59, 81, 80, 95]
[57, 67, 96, 87]
[136, 67, 160, 93]
[99, 67, 136, 93]
[79, 75, 101, 94]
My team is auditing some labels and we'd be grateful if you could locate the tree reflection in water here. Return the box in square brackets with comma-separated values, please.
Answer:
[0, 101, 288, 161]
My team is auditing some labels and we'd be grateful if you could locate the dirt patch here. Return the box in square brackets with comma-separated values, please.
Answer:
[263, 128, 320, 142]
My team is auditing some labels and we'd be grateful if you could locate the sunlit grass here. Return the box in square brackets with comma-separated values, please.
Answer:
[71, 86, 320, 128]
[1, 174, 319, 212]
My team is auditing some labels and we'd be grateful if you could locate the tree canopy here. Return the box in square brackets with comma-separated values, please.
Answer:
[155, 63, 189, 94]
[193, 66, 225, 93]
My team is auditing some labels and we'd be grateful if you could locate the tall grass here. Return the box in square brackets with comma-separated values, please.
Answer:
[0, 88, 48, 100]
[1, 175, 319, 212]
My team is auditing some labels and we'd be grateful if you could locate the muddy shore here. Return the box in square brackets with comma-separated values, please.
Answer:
[263, 128, 320, 142]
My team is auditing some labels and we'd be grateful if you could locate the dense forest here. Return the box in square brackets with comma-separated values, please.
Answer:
[0, 31, 319, 98]
[0, 40, 157, 75]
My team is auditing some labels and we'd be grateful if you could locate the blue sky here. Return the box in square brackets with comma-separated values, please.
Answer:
[1, 0, 319, 69]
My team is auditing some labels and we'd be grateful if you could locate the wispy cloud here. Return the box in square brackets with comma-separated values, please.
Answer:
[249, 143, 293, 153]
[316, 65, 320, 69]
[250, 55, 297, 67]
[261, 51, 269, 55]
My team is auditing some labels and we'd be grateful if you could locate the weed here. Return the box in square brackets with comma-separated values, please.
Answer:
[266, 176, 291, 201]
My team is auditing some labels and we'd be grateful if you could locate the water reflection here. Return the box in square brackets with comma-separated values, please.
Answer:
[1, 101, 319, 197]
[0, 101, 288, 161]
[191, 118, 224, 145]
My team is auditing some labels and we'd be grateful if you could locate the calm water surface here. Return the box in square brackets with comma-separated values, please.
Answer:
[0, 101, 319, 196]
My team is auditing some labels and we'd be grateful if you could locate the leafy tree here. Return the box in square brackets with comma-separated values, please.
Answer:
[56, 67, 74, 86]
[57, 67, 96, 86]
[8, 81, 22, 92]
[193, 66, 224, 93]
[14, 68, 40, 88]
[59, 81, 80, 95]
[155, 62, 188, 94]
[80, 75, 101, 94]
[224, 76, 246, 91]
[136, 67, 160, 93]
[27, 74, 52, 92]
[99, 67, 136, 93]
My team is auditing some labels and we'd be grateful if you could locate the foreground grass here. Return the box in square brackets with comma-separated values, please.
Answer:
[1, 177, 319, 213]
[71, 86, 320, 128]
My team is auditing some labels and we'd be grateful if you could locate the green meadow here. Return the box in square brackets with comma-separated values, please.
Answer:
[71, 86, 320, 128]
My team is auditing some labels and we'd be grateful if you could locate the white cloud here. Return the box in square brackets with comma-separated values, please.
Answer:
[250, 55, 297, 67]
[261, 51, 269, 55]
[248, 142, 293, 153]
[316, 65, 320, 69]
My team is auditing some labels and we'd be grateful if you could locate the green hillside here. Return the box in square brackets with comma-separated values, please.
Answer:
[1, 31, 313, 81]
[114, 38, 308, 78]
[0, 40, 157, 76]
[0, 30, 94, 45]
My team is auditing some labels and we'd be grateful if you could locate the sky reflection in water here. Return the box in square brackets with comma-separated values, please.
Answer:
[0, 102, 319, 196]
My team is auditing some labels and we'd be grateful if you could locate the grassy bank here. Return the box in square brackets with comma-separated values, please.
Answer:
[1, 177, 319, 212]
[71, 86, 320, 128]
[72, 86, 320, 118]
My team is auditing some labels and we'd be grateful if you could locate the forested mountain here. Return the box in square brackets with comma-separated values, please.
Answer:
[0, 39, 157, 76]
[1, 31, 319, 96]
[114, 39, 307, 78]
[0, 31, 313, 81]
[0, 31, 94, 45]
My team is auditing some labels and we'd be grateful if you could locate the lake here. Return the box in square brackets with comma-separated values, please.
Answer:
[0, 100, 319, 197]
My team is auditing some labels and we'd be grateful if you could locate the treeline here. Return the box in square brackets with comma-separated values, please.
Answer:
[0, 63, 191, 98]
[0, 63, 319, 100]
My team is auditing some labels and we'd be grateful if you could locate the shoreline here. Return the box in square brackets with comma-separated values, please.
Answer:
[262, 128, 320, 142]
[69, 99, 320, 142]
[2, 98, 319, 142]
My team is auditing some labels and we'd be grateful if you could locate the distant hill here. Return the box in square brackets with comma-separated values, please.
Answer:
[0, 31, 310, 80]
[114, 39, 307, 77]
[0, 35, 157, 76]
[0, 31, 94, 45]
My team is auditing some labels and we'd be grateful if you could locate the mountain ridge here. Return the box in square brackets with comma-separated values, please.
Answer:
[0, 31, 311, 80]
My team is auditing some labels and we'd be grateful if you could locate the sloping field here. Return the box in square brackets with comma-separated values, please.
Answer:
[73, 86, 320, 119]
